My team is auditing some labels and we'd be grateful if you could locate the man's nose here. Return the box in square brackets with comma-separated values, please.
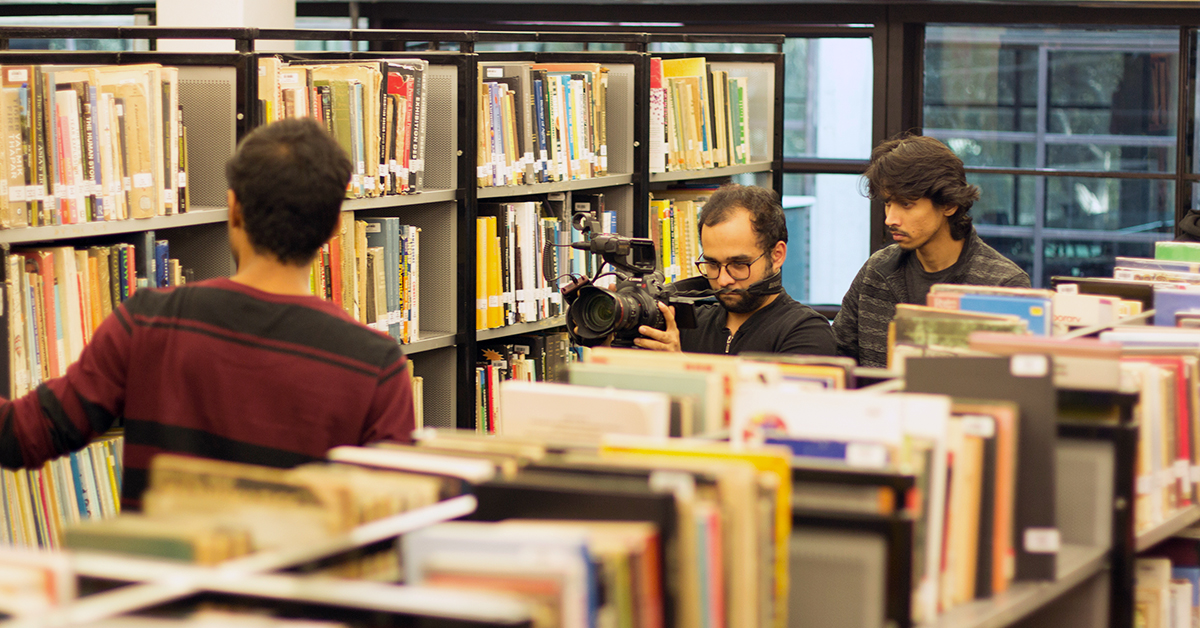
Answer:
[884, 205, 899, 226]
[717, 266, 737, 286]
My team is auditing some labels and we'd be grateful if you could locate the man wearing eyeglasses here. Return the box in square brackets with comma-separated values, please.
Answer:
[634, 185, 837, 356]
[832, 134, 1030, 368]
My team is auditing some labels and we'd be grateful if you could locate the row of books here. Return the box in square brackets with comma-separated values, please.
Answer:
[476, 331, 571, 434]
[258, 57, 429, 197]
[649, 57, 751, 174]
[474, 200, 564, 331]
[2, 433, 122, 549]
[0, 63, 189, 229]
[5, 240, 186, 398]
[477, 61, 609, 188]
[1138, 537, 1200, 628]
[648, 188, 711, 283]
[312, 213, 419, 344]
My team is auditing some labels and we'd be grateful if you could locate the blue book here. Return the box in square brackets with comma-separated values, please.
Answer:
[533, 79, 548, 183]
[1173, 566, 1200, 609]
[766, 437, 848, 460]
[957, 293, 1053, 335]
[67, 451, 89, 518]
[490, 82, 504, 185]
[362, 217, 401, 340]
[154, 239, 168, 288]
[1153, 285, 1200, 326]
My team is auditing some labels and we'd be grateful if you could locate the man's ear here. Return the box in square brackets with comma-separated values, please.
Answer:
[227, 190, 243, 228]
[942, 204, 960, 218]
[772, 240, 787, 268]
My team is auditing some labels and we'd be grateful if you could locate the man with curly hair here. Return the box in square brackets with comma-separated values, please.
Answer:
[832, 134, 1030, 368]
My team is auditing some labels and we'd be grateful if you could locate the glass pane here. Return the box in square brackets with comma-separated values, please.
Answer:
[973, 235, 1035, 278]
[0, 15, 139, 51]
[1044, 239, 1160, 284]
[925, 26, 1178, 174]
[971, 173, 1037, 227]
[648, 42, 778, 54]
[783, 37, 873, 160]
[783, 173, 870, 306]
[1044, 176, 1173, 231]
[1045, 142, 1174, 173]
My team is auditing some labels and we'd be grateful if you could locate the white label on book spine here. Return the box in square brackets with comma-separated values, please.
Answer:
[1137, 475, 1152, 495]
[68, 185, 79, 199]
[1023, 528, 1061, 554]
[1113, 269, 1134, 281]
[364, 178, 375, 191]
[163, 189, 176, 204]
[280, 72, 300, 84]
[515, 289, 528, 301]
[132, 173, 153, 189]
[389, 160, 399, 173]
[961, 415, 996, 438]
[379, 163, 388, 174]
[1056, 283, 1079, 294]
[356, 161, 365, 175]
[258, 65, 266, 76]
[523, 152, 533, 164]
[178, 171, 187, 188]
[549, 292, 562, 305]
[1175, 460, 1190, 479]
[6, 69, 27, 82]
[1010, 354, 1048, 378]
[398, 167, 409, 179]
[486, 67, 503, 78]
[8, 186, 24, 202]
[845, 442, 888, 469]
[477, 165, 490, 178]
[489, 296, 500, 308]
[411, 159, 423, 172]
[476, 298, 486, 309]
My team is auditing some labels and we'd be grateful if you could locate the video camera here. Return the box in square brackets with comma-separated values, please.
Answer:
[560, 211, 708, 348]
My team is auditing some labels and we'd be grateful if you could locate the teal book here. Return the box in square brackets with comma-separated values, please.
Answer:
[567, 362, 723, 436]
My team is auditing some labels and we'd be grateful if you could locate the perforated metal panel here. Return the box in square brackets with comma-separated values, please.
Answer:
[177, 66, 237, 211]
[710, 62, 776, 162]
[410, 346, 456, 429]
[423, 65, 458, 191]
[790, 528, 887, 628]
[163, 222, 234, 280]
[1056, 439, 1114, 549]
[604, 63, 635, 175]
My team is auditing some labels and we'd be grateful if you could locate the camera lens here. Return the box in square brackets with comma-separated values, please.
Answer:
[581, 292, 618, 331]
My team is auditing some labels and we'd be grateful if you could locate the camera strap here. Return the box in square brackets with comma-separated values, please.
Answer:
[666, 271, 784, 298]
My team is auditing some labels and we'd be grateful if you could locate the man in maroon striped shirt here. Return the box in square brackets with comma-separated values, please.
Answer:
[0, 118, 415, 509]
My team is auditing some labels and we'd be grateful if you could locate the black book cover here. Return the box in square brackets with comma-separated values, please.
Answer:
[907, 356, 1057, 581]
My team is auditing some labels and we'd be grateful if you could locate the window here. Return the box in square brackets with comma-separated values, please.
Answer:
[924, 26, 1177, 287]
[781, 36, 873, 305]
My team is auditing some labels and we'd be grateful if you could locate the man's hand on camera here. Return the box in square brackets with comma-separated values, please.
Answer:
[634, 302, 681, 352]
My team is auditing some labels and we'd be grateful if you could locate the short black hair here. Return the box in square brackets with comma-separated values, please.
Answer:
[863, 133, 979, 240]
[225, 118, 352, 265]
[698, 184, 788, 253]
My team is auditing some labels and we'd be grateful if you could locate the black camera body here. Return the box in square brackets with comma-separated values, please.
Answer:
[562, 213, 700, 347]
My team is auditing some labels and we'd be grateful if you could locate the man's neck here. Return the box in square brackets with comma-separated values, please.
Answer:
[230, 255, 314, 296]
[914, 233, 966, 273]
[725, 292, 779, 336]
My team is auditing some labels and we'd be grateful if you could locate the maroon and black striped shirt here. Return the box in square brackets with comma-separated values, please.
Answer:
[0, 278, 415, 509]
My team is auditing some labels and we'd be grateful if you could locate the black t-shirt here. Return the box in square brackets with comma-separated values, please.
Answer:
[904, 239, 971, 305]
[677, 289, 837, 356]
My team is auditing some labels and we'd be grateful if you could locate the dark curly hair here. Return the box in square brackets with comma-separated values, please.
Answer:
[225, 118, 352, 265]
[697, 184, 787, 253]
[862, 134, 979, 241]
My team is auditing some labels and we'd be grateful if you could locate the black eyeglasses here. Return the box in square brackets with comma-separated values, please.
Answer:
[694, 252, 767, 281]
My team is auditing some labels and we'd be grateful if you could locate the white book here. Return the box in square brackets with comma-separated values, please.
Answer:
[327, 445, 496, 484]
[498, 380, 670, 446]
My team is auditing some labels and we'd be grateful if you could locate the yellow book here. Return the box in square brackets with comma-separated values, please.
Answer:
[600, 437, 793, 628]
[476, 217, 489, 330]
[486, 216, 503, 329]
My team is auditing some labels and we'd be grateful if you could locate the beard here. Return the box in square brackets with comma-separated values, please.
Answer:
[717, 288, 769, 314]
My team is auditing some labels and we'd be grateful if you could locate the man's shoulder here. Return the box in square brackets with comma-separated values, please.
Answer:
[962, 234, 1030, 285]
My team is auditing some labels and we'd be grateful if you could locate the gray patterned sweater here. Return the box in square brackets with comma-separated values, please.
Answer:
[831, 231, 1030, 367]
